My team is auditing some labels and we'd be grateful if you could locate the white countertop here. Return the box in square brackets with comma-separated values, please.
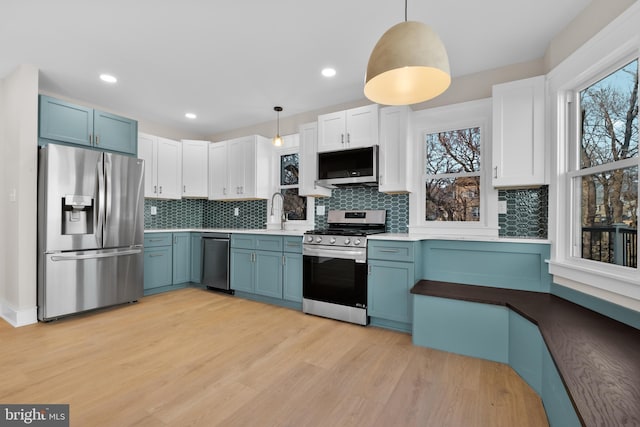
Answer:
[144, 228, 306, 236]
[145, 228, 551, 244]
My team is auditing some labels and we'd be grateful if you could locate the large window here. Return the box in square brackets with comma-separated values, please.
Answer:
[410, 99, 496, 235]
[425, 127, 481, 222]
[571, 59, 638, 269]
[279, 152, 306, 220]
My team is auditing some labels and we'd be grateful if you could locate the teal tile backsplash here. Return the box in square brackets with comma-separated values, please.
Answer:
[314, 187, 410, 233]
[145, 186, 546, 238]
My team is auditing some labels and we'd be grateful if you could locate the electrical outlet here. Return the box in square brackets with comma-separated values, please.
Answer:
[498, 201, 507, 215]
[234, 207, 239, 216]
[316, 205, 325, 216]
[150, 206, 157, 215]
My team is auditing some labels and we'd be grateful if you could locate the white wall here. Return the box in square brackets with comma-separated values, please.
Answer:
[0, 64, 39, 327]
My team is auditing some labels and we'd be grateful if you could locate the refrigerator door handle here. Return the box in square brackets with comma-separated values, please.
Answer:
[50, 249, 142, 262]
[96, 155, 105, 246]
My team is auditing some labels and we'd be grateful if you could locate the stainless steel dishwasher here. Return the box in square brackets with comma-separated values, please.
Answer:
[201, 233, 231, 293]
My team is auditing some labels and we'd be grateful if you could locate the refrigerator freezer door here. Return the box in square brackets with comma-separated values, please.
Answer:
[103, 152, 145, 248]
[38, 248, 143, 320]
[38, 144, 103, 252]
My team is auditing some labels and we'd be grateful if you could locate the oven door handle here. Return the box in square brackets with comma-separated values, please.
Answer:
[303, 246, 367, 263]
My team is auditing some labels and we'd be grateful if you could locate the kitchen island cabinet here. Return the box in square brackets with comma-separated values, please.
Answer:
[39, 95, 138, 155]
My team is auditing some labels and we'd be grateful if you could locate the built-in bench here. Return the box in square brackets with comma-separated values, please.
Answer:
[410, 280, 640, 427]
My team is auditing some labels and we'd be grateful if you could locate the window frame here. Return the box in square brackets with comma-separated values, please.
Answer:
[409, 98, 498, 236]
[547, 4, 640, 306]
[267, 134, 314, 230]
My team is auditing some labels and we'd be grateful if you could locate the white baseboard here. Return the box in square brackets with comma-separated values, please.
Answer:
[0, 300, 37, 327]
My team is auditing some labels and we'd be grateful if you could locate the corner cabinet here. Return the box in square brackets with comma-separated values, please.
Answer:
[378, 106, 413, 193]
[208, 135, 272, 200]
[367, 240, 420, 333]
[299, 122, 331, 197]
[138, 133, 182, 199]
[317, 104, 379, 152]
[39, 95, 138, 155]
[181, 140, 209, 198]
[492, 75, 546, 187]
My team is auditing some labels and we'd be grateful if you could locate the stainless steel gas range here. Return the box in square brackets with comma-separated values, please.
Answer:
[302, 210, 386, 325]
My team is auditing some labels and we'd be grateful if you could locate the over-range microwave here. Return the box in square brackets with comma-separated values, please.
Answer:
[316, 146, 379, 187]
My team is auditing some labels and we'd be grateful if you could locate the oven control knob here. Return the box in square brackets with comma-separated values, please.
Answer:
[354, 239, 361, 246]
[316, 237, 322, 243]
[344, 238, 351, 245]
[329, 237, 336, 244]
[306, 236, 314, 243]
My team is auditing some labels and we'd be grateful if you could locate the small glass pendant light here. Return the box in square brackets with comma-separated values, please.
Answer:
[273, 106, 283, 147]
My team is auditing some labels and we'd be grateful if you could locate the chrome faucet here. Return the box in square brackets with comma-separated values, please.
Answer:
[270, 192, 286, 230]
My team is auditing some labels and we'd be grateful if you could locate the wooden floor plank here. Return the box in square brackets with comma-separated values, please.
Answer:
[2, 288, 548, 426]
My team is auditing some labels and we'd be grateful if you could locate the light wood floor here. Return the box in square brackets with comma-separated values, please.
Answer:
[1, 288, 548, 426]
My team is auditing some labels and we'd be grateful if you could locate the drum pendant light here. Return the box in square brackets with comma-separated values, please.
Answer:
[272, 106, 283, 147]
[364, 0, 450, 105]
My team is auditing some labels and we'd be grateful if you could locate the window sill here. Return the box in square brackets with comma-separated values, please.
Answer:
[548, 259, 640, 310]
[408, 224, 499, 238]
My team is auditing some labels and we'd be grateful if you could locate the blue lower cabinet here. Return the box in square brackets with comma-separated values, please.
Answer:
[230, 234, 302, 309]
[509, 311, 543, 394]
[254, 250, 283, 298]
[230, 248, 254, 293]
[283, 253, 303, 303]
[172, 232, 191, 285]
[413, 295, 510, 363]
[542, 346, 581, 427]
[367, 240, 419, 333]
[144, 246, 173, 292]
[190, 233, 202, 283]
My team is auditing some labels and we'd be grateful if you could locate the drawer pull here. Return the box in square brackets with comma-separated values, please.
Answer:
[378, 249, 400, 253]
[149, 253, 165, 258]
[148, 238, 165, 242]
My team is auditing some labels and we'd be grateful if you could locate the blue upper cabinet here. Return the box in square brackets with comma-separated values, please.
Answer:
[93, 110, 138, 155]
[39, 96, 93, 146]
[39, 95, 138, 156]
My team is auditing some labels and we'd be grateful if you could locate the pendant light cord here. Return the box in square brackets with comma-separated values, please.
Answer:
[404, 0, 407, 22]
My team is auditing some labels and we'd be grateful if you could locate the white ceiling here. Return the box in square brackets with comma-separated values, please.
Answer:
[0, 0, 592, 138]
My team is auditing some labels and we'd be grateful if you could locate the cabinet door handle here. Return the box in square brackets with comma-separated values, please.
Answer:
[89, 133, 93, 144]
[159, 186, 163, 194]
[95, 135, 100, 145]
[347, 133, 350, 144]
[368, 265, 372, 274]
[153, 185, 157, 194]
[183, 185, 186, 193]
[223, 187, 227, 195]
[282, 255, 286, 265]
[494, 166, 498, 179]
[341, 133, 344, 144]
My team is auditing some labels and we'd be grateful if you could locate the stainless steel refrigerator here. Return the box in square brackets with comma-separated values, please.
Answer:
[37, 144, 145, 321]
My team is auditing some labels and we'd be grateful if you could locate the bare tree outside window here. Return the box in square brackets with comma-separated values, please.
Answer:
[578, 59, 638, 268]
[425, 127, 481, 221]
[280, 153, 306, 220]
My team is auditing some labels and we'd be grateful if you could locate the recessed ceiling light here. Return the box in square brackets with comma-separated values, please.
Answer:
[185, 113, 197, 119]
[322, 68, 336, 77]
[99, 74, 117, 83]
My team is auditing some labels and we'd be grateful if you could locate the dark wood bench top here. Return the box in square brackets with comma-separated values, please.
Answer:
[411, 280, 640, 427]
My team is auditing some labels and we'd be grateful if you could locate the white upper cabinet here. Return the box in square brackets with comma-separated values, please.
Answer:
[208, 141, 228, 200]
[378, 106, 413, 194]
[492, 75, 546, 187]
[317, 104, 379, 152]
[208, 135, 272, 200]
[138, 133, 182, 200]
[181, 140, 209, 198]
[299, 122, 331, 197]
